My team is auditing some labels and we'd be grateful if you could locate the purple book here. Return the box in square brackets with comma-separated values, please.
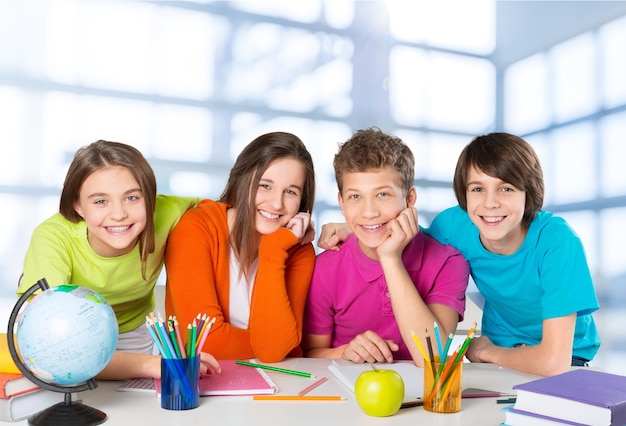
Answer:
[512, 369, 626, 426]
[505, 406, 588, 425]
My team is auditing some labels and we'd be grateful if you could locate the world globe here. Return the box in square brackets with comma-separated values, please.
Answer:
[7, 278, 119, 425]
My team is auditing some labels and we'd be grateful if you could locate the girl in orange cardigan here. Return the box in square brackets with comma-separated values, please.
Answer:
[164, 132, 316, 362]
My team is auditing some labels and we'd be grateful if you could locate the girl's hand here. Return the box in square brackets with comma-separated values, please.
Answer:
[199, 352, 221, 377]
[341, 330, 399, 364]
[286, 211, 311, 241]
[300, 219, 316, 245]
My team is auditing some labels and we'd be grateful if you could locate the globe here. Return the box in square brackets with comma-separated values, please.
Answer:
[7, 278, 119, 425]
[15, 283, 118, 386]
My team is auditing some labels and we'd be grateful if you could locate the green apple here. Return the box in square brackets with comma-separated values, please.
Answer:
[354, 364, 404, 417]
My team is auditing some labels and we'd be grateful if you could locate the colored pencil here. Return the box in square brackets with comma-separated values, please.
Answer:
[453, 324, 476, 364]
[168, 324, 182, 359]
[409, 329, 429, 360]
[173, 318, 187, 359]
[235, 360, 316, 378]
[145, 318, 166, 357]
[195, 317, 215, 356]
[186, 324, 193, 358]
[437, 361, 462, 411]
[298, 377, 328, 396]
[146, 316, 193, 398]
[190, 319, 198, 357]
[441, 331, 455, 363]
[433, 321, 444, 357]
[154, 317, 174, 359]
[253, 395, 345, 401]
[424, 328, 437, 379]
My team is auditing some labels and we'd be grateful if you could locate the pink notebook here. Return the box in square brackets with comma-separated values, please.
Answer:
[154, 360, 277, 396]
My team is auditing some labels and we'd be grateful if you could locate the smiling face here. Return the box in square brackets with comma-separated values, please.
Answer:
[73, 166, 147, 257]
[339, 167, 416, 260]
[465, 165, 527, 255]
[253, 157, 306, 236]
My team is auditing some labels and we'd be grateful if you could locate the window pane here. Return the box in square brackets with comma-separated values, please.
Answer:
[504, 54, 551, 134]
[601, 208, 626, 277]
[426, 53, 494, 132]
[233, 0, 321, 23]
[390, 47, 428, 126]
[559, 211, 598, 276]
[324, 0, 354, 29]
[551, 33, 598, 123]
[154, 7, 221, 99]
[0, 196, 59, 293]
[397, 131, 468, 182]
[600, 112, 626, 197]
[418, 187, 458, 217]
[551, 123, 596, 204]
[387, 0, 495, 55]
[391, 48, 494, 132]
[0, 87, 26, 185]
[153, 105, 212, 162]
[226, 24, 353, 115]
[600, 15, 626, 108]
[169, 172, 214, 199]
[55, 95, 153, 152]
[76, 2, 158, 93]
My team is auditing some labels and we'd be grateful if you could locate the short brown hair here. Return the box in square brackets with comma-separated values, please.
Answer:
[453, 132, 544, 227]
[59, 140, 157, 279]
[333, 127, 414, 194]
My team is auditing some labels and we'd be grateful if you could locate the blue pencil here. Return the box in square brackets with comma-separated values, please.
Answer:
[145, 318, 167, 357]
[441, 331, 455, 363]
[155, 316, 175, 359]
[433, 321, 444, 357]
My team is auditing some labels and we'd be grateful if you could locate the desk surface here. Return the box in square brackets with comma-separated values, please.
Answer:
[2, 358, 539, 426]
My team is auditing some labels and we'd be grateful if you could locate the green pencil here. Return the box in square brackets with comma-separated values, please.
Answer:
[235, 360, 316, 378]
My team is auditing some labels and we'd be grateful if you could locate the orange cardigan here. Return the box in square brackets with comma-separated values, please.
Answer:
[164, 200, 315, 362]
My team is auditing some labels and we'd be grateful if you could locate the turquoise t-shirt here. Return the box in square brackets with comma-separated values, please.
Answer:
[19, 195, 198, 333]
[427, 206, 600, 361]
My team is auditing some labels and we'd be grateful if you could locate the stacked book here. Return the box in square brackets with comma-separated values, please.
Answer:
[1, 333, 68, 422]
[503, 369, 626, 426]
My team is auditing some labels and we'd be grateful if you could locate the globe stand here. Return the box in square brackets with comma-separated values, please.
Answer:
[7, 278, 108, 426]
[27, 391, 107, 426]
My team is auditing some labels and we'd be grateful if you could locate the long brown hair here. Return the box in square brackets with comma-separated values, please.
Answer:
[219, 132, 315, 275]
[59, 140, 157, 279]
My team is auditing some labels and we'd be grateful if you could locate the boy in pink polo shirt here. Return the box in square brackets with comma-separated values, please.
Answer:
[302, 128, 469, 366]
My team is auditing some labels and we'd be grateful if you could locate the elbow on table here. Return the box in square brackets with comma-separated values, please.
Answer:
[535, 353, 572, 377]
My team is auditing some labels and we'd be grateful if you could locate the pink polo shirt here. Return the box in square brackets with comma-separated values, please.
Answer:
[303, 232, 468, 360]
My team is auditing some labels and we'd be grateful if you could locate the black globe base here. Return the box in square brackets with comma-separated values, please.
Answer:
[28, 393, 107, 426]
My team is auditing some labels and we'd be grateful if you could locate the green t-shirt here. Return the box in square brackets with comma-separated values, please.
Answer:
[18, 195, 198, 333]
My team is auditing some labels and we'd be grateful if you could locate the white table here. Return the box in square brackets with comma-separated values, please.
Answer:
[2, 358, 540, 426]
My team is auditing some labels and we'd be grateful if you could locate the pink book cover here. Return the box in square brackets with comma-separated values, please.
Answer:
[154, 360, 277, 396]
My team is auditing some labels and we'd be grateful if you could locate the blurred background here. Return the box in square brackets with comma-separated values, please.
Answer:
[1, 0, 625, 374]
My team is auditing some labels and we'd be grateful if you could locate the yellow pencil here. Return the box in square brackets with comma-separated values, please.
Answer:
[253, 395, 345, 401]
[410, 329, 429, 361]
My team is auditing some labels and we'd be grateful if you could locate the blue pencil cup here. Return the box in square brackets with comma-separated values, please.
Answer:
[161, 357, 200, 410]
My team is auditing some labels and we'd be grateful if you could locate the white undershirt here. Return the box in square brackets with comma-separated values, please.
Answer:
[228, 248, 258, 329]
